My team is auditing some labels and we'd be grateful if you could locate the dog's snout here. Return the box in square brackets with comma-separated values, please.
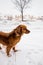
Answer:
[26, 29, 30, 34]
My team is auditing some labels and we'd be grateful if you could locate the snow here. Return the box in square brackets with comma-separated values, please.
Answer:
[0, 20, 43, 65]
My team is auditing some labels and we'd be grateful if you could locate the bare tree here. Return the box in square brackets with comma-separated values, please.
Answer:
[11, 0, 31, 21]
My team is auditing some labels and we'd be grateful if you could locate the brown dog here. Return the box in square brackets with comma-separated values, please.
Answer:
[0, 25, 30, 56]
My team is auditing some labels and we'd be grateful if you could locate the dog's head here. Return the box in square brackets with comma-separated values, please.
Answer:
[19, 25, 30, 34]
[14, 25, 30, 36]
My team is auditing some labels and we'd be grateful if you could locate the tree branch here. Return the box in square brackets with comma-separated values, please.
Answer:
[11, 0, 21, 6]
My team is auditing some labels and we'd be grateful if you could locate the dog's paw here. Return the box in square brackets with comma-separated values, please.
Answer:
[7, 54, 12, 57]
[14, 50, 19, 52]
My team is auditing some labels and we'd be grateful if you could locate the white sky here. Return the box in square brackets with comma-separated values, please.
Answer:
[0, 0, 43, 16]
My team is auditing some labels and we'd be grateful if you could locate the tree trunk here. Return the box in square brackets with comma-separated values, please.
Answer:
[21, 9, 23, 21]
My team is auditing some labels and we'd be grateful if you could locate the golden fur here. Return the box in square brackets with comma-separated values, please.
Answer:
[0, 25, 30, 56]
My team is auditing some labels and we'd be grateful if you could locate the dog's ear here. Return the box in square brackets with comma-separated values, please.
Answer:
[17, 26, 22, 34]
[14, 26, 22, 36]
[14, 29, 20, 36]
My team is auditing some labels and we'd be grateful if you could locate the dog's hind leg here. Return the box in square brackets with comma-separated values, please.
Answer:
[6, 46, 12, 57]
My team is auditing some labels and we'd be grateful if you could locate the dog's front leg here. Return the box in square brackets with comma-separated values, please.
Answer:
[13, 47, 18, 52]
[6, 46, 12, 57]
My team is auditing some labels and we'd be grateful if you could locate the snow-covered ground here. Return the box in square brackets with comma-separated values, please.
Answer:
[0, 20, 43, 65]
